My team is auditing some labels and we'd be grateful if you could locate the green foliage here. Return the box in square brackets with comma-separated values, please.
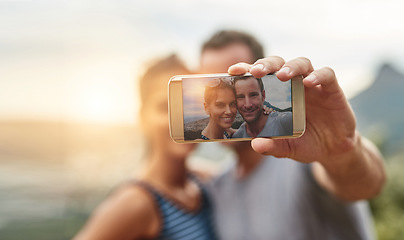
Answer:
[0, 216, 87, 240]
[370, 152, 404, 240]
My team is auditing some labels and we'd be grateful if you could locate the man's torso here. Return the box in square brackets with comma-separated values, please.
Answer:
[207, 156, 374, 240]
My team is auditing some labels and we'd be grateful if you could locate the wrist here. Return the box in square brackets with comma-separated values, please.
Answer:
[314, 131, 386, 201]
[318, 131, 363, 175]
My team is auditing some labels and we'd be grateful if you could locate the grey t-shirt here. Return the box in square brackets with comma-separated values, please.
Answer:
[233, 111, 293, 138]
[207, 156, 374, 240]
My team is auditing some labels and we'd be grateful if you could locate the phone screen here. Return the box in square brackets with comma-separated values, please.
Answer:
[181, 74, 293, 140]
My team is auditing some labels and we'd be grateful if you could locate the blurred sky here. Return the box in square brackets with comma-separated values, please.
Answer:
[1, 0, 404, 124]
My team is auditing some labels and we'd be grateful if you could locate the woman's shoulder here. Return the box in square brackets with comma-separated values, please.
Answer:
[226, 128, 237, 136]
[73, 182, 160, 240]
[109, 183, 158, 215]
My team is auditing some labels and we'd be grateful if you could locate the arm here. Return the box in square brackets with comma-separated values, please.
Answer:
[312, 134, 385, 201]
[229, 57, 386, 201]
[73, 186, 159, 240]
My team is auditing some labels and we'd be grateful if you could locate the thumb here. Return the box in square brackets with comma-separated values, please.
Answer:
[251, 138, 292, 158]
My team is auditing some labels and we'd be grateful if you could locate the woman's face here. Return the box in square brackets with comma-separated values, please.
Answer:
[141, 80, 195, 159]
[205, 88, 237, 129]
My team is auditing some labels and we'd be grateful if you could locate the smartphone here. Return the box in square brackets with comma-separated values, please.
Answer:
[168, 73, 305, 143]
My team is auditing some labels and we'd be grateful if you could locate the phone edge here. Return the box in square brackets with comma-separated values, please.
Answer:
[291, 75, 306, 138]
[168, 76, 186, 143]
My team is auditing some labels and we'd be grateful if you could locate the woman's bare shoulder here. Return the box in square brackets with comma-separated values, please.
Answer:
[101, 184, 158, 221]
[227, 128, 237, 135]
[73, 183, 160, 240]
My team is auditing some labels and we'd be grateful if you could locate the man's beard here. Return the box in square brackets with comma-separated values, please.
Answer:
[243, 107, 263, 125]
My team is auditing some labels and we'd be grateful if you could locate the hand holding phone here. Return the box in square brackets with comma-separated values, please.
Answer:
[168, 73, 305, 142]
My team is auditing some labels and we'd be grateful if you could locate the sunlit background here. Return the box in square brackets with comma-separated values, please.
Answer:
[1, 0, 404, 239]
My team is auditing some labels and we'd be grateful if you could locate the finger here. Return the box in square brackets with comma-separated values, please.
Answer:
[250, 56, 285, 78]
[228, 62, 252, 76]
[303, 67, 341, 93]
[251, 138, 292, 158]
[263, 107, 273, 115]
[276, 57, 314, 81]
[267, 108, 273, 114]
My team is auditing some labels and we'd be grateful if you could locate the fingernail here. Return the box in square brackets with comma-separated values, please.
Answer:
[304, 74, 317, 83]
[251, 64, 265, 71]
[278, 67, 290, 75]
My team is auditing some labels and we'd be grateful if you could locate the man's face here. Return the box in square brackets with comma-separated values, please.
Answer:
[234, 77, 265, 124]
[200, 42, 254, 73]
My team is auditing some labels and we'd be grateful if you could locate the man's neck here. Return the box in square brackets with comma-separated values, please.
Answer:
[234, 142, 264, 179]
[246, 113, 269, 138]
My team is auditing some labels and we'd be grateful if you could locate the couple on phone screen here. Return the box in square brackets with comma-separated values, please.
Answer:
[201, 75, 293, 140]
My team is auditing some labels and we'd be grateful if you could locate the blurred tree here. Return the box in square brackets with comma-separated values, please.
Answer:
[370, 149, 404, 240]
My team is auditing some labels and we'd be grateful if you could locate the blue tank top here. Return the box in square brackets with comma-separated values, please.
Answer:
[134, 176, 218, 240]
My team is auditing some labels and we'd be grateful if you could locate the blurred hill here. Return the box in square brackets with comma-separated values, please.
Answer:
[349, 63, 404, 156]
[0, 120, 138, 162]
[0, 120, 143, 190]
[264, 102, 292, 112]
[0, 121, 64, 162]
[0, 120, 144, 239]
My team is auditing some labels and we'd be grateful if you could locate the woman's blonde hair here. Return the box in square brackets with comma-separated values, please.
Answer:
[139, 54, 190, 111]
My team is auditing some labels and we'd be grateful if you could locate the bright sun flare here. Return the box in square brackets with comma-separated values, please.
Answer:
[66, 75, 136, 124]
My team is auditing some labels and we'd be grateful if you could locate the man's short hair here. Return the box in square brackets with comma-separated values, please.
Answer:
[201, 30, 265, 62]
[233, 75, 264, 92]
